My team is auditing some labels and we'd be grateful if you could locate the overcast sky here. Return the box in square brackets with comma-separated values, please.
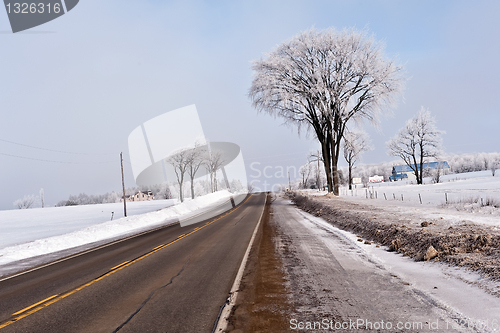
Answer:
[1, 0, 499, 209]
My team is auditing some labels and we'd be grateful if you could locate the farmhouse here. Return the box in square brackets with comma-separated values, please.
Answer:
[369, 175, 384, 183]
[391, 161, 450, 181]
[121, 190, 154, 202]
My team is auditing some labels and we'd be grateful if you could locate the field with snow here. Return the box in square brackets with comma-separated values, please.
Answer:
[330, 170, 500, 225]
[0, 190, 239, 277]
[0, 199, 176, 249]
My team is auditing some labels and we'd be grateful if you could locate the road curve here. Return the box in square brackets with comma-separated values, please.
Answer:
[0, 192, 266, 333]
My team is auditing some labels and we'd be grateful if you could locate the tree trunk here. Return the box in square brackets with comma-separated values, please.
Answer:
[332, 154, 340, 195]
[190, 177, 195, 199]
[412, 154, 420, 185]
[348, 163, 352, 190]
[321, 140, 333, 192]
[178, 179, 184, 202]
[331, 128, 343, 196]
[419, 146, 424, 184]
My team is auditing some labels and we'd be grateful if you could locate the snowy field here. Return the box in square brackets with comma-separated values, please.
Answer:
[303, 171, 500, 226]
[343, 170, 500, 207]
[0, 191, 237, 276]
[0, 199, 176, 249]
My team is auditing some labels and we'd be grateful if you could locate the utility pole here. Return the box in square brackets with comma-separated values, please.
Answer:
[288, 171, 291, 190]
[120, 152, 127, 217]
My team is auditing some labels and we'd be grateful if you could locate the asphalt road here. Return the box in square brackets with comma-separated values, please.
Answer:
[0, 192, 265, 333]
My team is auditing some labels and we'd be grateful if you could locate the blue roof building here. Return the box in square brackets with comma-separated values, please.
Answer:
[390, 161, 450, 181]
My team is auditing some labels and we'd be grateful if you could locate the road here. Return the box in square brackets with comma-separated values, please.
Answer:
[0, 193, 265, 333]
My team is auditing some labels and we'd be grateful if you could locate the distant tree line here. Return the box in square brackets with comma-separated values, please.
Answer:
[343, 152, 500, 186]
[295, 151, 500, 190]
[55, 183, 172, 207]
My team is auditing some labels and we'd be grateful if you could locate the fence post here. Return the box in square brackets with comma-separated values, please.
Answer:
[419, 193, 422, 204]
[384, 193, 387, 200]
[445, 192, 448, 204]
[401, 194, 404, 201]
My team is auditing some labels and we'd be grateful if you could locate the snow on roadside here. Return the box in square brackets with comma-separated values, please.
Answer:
[289, 202, 500, 330]
[0, 199, 177, 249]
[0, 191, 233, 271]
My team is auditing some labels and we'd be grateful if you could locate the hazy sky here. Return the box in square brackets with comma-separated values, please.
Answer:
[1, 0, 499, 209]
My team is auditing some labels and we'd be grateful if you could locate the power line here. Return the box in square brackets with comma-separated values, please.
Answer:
[0, 138, 113, 156]
[0, 152, 115, 164]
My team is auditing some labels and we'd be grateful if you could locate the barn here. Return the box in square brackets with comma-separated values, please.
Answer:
[390, 161, 450, 181]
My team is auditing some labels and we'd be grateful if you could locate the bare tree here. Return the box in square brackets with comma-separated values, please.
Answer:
[186, 145, 206, 199]
[432, 162, 445, 183]
[204, 150, 224, 193]
[249, 28, 404, 195]
[387, 107, 444, 184]
[14, 195, 36, 209]
[491, 160, 498, 177]
[343, 130, 372, 190]
[167, 149, 191, 202]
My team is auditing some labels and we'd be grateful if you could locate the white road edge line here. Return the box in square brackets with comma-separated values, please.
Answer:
[214, 193, 267, 333]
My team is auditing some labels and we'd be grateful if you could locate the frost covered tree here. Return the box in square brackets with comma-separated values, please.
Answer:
[249, 28, 404, 195]
[299, 162, 313, 189]
[14, 195, 36, 209]
[204, 150, 224, 193]
[387, 107, 444, 184]
[167, 149, 191, 202]
[153, 183, 172, 200]
[186, 144, 206, 199]
[343, 130, 372, 190]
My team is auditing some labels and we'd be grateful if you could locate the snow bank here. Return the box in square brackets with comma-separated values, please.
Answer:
[0, 199, 176, 249]
[0, 191, 234, 270]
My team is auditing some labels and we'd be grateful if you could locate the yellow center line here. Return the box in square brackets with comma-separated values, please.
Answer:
[110, 260, 130, 271]
[0, 194, 252, 330]
[11, 294, 58, 316]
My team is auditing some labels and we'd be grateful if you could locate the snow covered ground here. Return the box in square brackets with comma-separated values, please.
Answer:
[343, 170, 500, 207]
[305, 170, 500, 227]
[0, 190, 237, 277]
[0, 199, 176, 249]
